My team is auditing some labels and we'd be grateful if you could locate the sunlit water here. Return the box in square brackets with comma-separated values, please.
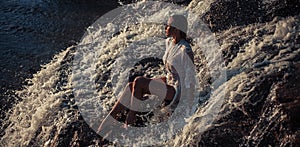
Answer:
[1, 1, 223, 146]
[0, 0, 299, 146]
[0, 0, 118, 127]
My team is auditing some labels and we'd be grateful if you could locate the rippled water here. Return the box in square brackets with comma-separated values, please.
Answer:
[1, 0, 299, 146]
[0, 1, 224, 145]
[0, 0, 118, 120]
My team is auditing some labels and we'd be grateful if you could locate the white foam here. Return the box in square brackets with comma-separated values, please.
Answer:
[5, 1, 299, 146]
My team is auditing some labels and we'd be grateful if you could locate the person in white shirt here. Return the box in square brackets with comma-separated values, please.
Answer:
[98, 14, 195, 132]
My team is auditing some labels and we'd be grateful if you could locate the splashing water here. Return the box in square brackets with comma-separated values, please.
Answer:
[71, 1, 225, 145]
[2, 0, 298, 146]
[1, 1, 226, 146]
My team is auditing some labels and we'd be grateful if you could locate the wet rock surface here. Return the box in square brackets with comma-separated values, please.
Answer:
[171, 2, 300, 144]
[195, 61, 300, 146]
[202, 0, 300, 32]
[128, 57, 165, 82]
[1, 0, 299, 146]
[119, 0, 192, 5]
[64, 13, 300, 146]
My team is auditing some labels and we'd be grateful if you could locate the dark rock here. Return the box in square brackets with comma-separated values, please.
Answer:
[202, 0, 300, 32]
[128, 57, 165, 82]
[1, 1, 300, 146]
[119, 0, 192, 5]
[170, 10, 300, 146]
[276, 63, 300, 131]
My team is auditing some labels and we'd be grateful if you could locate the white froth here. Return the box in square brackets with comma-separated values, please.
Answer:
[2, 0, 299, 146]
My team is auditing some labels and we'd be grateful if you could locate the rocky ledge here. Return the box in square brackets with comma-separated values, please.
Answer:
[1, 0, 299, 146]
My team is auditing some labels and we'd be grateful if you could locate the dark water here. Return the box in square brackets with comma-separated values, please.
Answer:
[0, 0, 119, 118]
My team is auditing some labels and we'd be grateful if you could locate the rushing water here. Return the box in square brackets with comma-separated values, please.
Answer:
[0, 1, 222, 146]
[1, 0, 299, 146]
[0, 0, 118, 122]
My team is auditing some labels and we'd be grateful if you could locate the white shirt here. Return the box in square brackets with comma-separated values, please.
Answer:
[162, 38, 195, 89]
